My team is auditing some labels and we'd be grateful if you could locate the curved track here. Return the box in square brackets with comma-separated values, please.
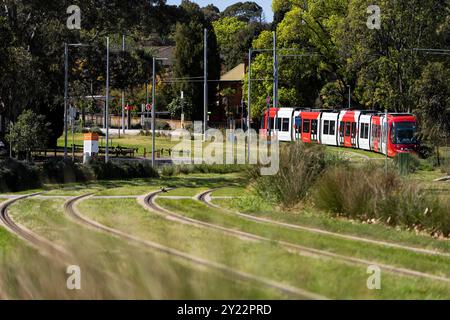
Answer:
[0, 194, 70, 261]
[143, 189, 450, 283]
[198, 189, 450, 259]
[65, 194, 325, 300]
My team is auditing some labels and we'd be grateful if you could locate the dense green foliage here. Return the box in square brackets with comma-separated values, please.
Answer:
[0, 158, 159, 192]
[6, 110, 51, 159]
[247, 0, 450, 145]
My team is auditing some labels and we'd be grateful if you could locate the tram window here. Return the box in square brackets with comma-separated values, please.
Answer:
[360, 123, 369, 139]
[351, 122, 357, 138]
[323, 120, 330, 135]
[282, 118, 290, 132]
[268, 118, 275, 130]
[276, 118, 282, 130]
[345, 122, 351, 137]
[340, 122, 345, 136]
[303, 119, 310, 133]
[330, 121, 336, 135]
[311, 120, 318, 135]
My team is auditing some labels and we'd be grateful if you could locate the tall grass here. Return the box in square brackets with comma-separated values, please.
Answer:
[312, 165, 450, 237]
[247, 143, 344, 207]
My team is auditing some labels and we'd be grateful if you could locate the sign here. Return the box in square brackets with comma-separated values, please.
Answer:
[266, 96, 271, 105]
[146, 104, 152, 111]
[125, 105, 136, 111]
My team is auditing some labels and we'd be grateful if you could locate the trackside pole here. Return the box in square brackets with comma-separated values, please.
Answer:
[204, 28, 208, 140]
[247, 48, 252, 163]
[105, 37, 110, 163]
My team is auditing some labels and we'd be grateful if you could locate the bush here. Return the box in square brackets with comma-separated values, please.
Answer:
[247, 143, 344, 207]
[156, 120, 171, 131]
[88, 160, 159, 180]
[0, 159, 42, 192]
[313, 165, 400, 219]
[312, 165, 450, 237]
[41, 159, 94, 184]
[160, 163, 247, 177]
[394, 153, 421, 175]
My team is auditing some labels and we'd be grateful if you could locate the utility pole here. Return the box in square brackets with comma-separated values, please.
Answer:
[121, 34, 126, 136]
[273, 31, 279, 134]
[152, 57, 156, 167]
[64, 42, 69, 159]
[247, 48, 252, 163]
[204, 28, 208, 137]
[105, 37, 110, 163]
[151, 57, 168, 168]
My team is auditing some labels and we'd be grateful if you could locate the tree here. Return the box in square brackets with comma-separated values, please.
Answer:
[173, 1, 220, 121]
[244, 1, 348, 119]
[7, 110, 51, 161]
[213, 17, 247, 70]
[340, 0, 448, 112]
[223, 2, 263, 23]
[168, 96, 193, 118]
[202, 4, 221, 22]
[413, 62, 450, 164]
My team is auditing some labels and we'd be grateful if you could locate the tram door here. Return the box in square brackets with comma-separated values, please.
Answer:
[294, 116, 302, 141]
[339, 121, 345, 145]
[311, 120, 318, 142]
[351, 122, 357, 147]
[381, 117, 388, 155]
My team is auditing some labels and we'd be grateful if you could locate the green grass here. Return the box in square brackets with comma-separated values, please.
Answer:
[213, 195, 450, 254]
[76, 197, 450, 299]
[4, 199, 282, 299]
[211, 187, 246, 197]
[157, 198, 450, 278]
[324, 145, 386, 160]
[58, 133, 178, 157]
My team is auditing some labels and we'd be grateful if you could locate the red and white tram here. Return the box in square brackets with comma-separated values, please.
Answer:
[261, 108, 418, 157]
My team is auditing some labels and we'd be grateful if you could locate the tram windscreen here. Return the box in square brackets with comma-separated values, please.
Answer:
[392, 122, 417, 144]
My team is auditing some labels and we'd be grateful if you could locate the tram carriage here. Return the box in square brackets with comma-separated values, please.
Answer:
[261, 108, 418, 157]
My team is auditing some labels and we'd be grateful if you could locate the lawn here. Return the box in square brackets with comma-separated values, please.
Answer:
[2, 171, 449, 299]
[75, 196, 450, 299]
[4, 198, 282, 299]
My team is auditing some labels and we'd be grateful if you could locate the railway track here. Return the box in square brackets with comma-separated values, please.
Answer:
[66, 194, 325, 300]
[143, 189, 450, 284]
[0, 194, 70, 261]
[198, 189, 450, 259]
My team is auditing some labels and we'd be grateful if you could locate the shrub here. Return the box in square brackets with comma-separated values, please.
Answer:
[312, 165, 450, 237]
[0, 159, 42, 192]
[156, 120, 171, 131]
[394, 153, 421, 175]
[88, 160, 159, 180]
[247, 143, 344, 207]
[41, 159, 94, 184]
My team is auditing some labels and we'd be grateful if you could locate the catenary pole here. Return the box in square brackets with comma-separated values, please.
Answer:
[64, 43, 69, 159]
[247, 48, 252, 163]
[121, 34, 126, 135]
[105, 37, 110, 163]
[204, 28, 208, 138]
[152, 57, 156, 167]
